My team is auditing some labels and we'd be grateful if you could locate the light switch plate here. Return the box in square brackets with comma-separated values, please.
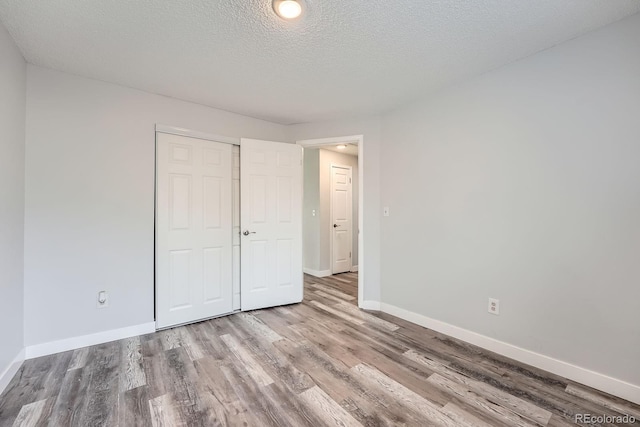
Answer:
[383, 207, 390, 217]
[97, 290, 109, 308]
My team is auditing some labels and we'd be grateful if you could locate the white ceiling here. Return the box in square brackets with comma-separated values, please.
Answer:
[1, 1, 639, 125]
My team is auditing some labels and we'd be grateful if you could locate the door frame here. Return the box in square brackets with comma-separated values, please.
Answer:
[296, 135, 365, 308]
[329, 163, 353, 274]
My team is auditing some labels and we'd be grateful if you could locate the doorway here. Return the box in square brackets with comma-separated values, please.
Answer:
[297, 135, 364, 308]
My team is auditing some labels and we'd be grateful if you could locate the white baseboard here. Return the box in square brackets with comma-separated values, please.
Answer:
[360, 300, 381, 310]
[25, 322, 156, 359]
[0, 348, 25, 395]
[303, 268, 332, 278]
[380, 303, 640, 405]
[350, 265, 359, 272]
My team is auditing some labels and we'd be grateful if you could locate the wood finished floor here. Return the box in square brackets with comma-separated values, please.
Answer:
[1, 273, 639, 427]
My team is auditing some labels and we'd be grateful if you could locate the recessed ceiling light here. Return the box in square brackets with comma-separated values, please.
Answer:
[273, 0, 302, 20]
[337, 145, 347, 150]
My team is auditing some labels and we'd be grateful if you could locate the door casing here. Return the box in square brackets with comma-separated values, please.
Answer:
[296, 135, 366, 309]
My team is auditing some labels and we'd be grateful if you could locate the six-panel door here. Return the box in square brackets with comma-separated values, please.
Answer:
[331, 165, 353, 274]
[240, 138, 303, 311]
[156, 133, 233, 328]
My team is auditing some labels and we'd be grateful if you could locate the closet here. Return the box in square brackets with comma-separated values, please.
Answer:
[155, 130, 302, 329]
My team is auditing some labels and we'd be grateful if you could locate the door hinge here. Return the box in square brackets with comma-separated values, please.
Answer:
[349, 178, 352, 184]
[349, 252, 351, 258]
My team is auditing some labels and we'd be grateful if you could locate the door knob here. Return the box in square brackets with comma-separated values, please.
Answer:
[243, 230, 256, 236]
[333, 224, 341, 228]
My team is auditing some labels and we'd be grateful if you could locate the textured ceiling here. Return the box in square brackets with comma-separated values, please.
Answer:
[1, 1, 639, 124]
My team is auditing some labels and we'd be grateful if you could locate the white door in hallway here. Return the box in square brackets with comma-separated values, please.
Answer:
[156, 133, 233, 329]
[240, 138, 303, 311]
[331, 165, 352, 274]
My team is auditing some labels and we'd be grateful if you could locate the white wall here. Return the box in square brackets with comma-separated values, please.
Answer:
[0, 21, 26, 383]
[318, 149, 359, 271]
[24, 66, 287, 347]
[287, 117, 381, 303]
[380, 12, 640, 388]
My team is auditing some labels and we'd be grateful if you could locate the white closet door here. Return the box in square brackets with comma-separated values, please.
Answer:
[240, 138, 303, 311]
[156, 133, 233, 329]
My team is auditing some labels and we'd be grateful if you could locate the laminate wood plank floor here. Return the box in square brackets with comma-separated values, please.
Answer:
[2, 273, 639, 426]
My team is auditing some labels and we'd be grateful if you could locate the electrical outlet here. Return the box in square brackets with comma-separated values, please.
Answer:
[488, 298, 499, 315]
[97, 291, 109, 308]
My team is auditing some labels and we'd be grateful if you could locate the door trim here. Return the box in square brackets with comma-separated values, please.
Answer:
[330, 163, 353, 274]
[296, 135, 365, 308]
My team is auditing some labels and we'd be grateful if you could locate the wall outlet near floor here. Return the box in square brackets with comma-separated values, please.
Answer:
[488, 298, 499, 315]
[97, 290, 109, 308]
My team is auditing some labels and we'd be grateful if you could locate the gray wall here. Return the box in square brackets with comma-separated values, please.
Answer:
[287, 117, 382, 303]
[318, 149, 359, 272]
[24, 66, 288, 346]
[303, 149, 320, 271]
[0, 21, 26, 375]
[380, 13, 640, 385]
